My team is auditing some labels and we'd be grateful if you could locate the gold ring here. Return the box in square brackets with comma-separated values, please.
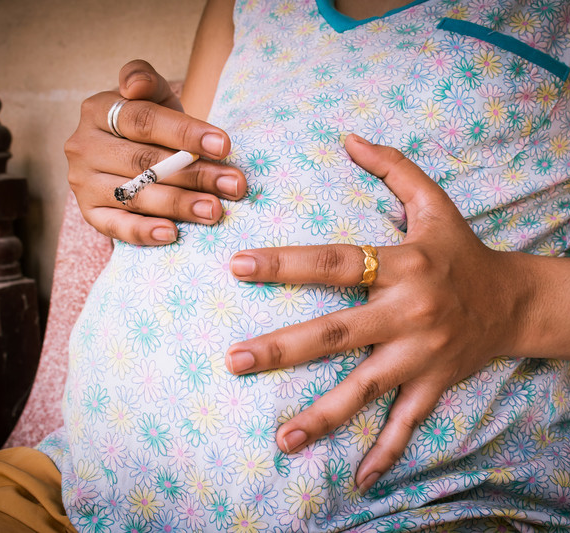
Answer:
[359, 245, 379, 287]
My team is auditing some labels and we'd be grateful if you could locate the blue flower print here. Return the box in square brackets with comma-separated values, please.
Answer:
[136, 413, 170, 456]
[301, 204, 336, 235]
[127, 310, 162, 357]
[175, 350, 212, 393]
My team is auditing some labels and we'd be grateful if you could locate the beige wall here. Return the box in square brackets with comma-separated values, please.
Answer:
[0, 0, 207, 328]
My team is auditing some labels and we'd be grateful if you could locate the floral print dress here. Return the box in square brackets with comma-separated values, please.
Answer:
[38, 0, 570, 531]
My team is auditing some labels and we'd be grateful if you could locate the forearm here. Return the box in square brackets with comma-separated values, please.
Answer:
[507, 251, 570, 360]
[181, 0, 236, 119]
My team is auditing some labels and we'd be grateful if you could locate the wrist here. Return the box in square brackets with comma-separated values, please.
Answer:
[501, 251, 570, 359]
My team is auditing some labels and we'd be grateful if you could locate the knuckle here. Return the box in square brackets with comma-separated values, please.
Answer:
[64, 135, 82, 162]
[354, 375, 382, 405]
[80, 95, 98, 118]
[104, 217, 121, 241]
[399, 411, 423, 433]
[269, 252, 283, 278]
[320, 318, 351, 352]
[175, 120, 197, 149]
[315, 246, 344, 282]
[404, 246, 431, 274]
[268, 338, 286, 369]
[132, 105, 156, 138]
[311, 409, 335, 434]
[131, 148, 160, 174]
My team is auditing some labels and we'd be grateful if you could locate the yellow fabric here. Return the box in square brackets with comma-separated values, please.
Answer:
[0, 447, 77, 533]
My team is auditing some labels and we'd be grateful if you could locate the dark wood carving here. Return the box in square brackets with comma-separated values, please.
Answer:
[0, 99, 41, 447]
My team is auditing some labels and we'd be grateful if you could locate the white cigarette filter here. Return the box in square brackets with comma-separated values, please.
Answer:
[114, 150, 199, 203]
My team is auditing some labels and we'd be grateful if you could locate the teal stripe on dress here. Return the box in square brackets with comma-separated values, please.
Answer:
[437, 17, 570, 81]
[316, 0, 430, 33]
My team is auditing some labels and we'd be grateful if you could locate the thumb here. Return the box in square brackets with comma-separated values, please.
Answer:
[344, 134, 455, 230]
[119, 59, 184, 112]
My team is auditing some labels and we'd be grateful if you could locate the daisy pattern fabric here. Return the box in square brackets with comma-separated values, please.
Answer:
[39, 0, 570, 531]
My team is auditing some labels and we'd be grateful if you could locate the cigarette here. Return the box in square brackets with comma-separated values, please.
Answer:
[114, 150, 199, 203]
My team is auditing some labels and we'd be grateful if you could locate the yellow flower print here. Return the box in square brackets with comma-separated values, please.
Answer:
[348, 412, 379, 452]
[532, 426, 554, 450]
[536, 81, 559, 111]
[485, 236, 514, 251]
[446, 4, 467, 19]
[105, 337, 136, 379]
[329, 217, 365, 245]
[382, 219, 406, 245]
[158, 249, 190, 274]
[488, 466, 516, 484]
[418, 98, 444, 130]
[296, 20, 317, 37]
[346, 94, 378, 119]
[501, 168, 528, 185]
[305, 143, 340, 167]
[427, 450, 454, 469]
[277, 404, 302, 425]
[550, 469, 570, 488]
[483, 97, 506, 128]
[235, 447, 273, 485]
[418, 37, 436, 56]
[221, 203, 248, 227]
[188, 394, 223, 435]
[275, 48, 295, 66]
[342, 184, 374, 209]
[269, 284, 305, 316]
[447, 149, 481, 172]
[369, 50, 389, 63]
[282, 183, 317, 214]
[510, 11, 539, 34]
[274, 1, 295, 16]
[127, 486, 163, 521]
[68, 411, 85, 444]
[550, 134, 570, 158]
[552, 385, 569, 410]
[367, 19, 388, 34]
[536, 242, 560, 256]
[543, 211, 564, 229]
[202, 288, 242, 327]
[474, 49, 502, 78]
[284, 476, 325, 519]
[107, 399, 135, 435]
[262, 367, 295, 387]
[228, 504, 268, 533]
[343, 478, 363, 504]
[186, 467, 215, 505]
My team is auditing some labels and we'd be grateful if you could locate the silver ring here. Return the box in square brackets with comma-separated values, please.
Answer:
[107, 98, 128, 138]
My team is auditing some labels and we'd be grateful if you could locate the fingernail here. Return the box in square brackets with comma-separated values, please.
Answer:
[358, 472, 381, 494]
[283, 429, 308, 453]
[192, 200, 213, 219]
[201, 133, 225, 157]
[231, 254, 256, 276]
[227, 351, 255, 374]
[125, 71, 152, 89]
[151, 227, 177, 243]
[216, 175, 239, 196]
[351, 133, 372, 145]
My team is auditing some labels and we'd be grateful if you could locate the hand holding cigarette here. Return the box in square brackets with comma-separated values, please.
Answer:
[114, 151, 199, 203]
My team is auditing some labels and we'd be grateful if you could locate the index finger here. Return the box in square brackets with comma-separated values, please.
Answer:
[96, 95, 230, 160]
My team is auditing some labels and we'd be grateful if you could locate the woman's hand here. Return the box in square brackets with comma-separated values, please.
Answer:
[65, 59, 247, 245]
[226, 134, 528, 493]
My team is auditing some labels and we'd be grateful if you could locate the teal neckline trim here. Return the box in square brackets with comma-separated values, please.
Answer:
[316, 0, 430, 33]
[437, 18, 570, 81]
